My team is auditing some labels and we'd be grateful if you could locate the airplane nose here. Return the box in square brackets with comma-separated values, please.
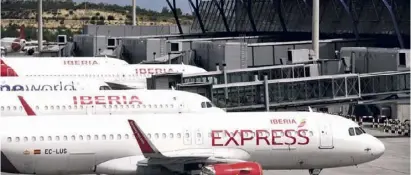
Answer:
[372, 137, 385, 158]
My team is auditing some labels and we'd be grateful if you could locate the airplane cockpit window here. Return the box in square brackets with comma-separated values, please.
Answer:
[348, 128, 355, 136]
[99, 86, 111, 90]
[359, 127, 366, 133]
[355, 127, 364, 135]
[206, 102, 213, 108]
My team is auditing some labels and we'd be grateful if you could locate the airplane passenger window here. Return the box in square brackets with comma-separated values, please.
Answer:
[12, 106, 16, 110]
[80, 106, 84, 109]
[79, 135, 84, 140]
[170, 133, 174, 138]
[7, 137, 11, 142]
[15, 137, 20, 142]
[56, 106, 60, 110]
[74, 106, 77, 110]
[125, 105, 129, 109]
[114, 105, 118, 109]
[50, 106, 54, 110]
[159, 104, 163, 108]
[48, 136, 52, 141]
[147, 133, 151, 139]
[177, 133, 181, 138]
[348, 128, 355, 136]
[7, 106, 10, 110]
[31, 137, 36, 141]
[19, 106, 23, 111]
[23, 137, 28, 142]
[71, 135, 75, 141]
[185, 133, 189, 138]
[56, 136, 60, 141]
[125, 134, 129, 139]
[165, 104, 168, 108]
[155, 133, 159, 139]
[162, 133, 166, 138]
[148, 105, 152, 108]
[35, 106, 39, 110]
[40, 136, 44, 141]
[355, 127, 363, 135]
[142, 105, 146, 108]
[87, 135, 91, 140]
[154, 105, 157, 108]
[117, 134, 121, 140]
[109, 134, 114, 140]
[102, 135, 106, 140]
[1, 106, 4, 111]
[94, 135, 99, 140]
[170, 104, 174, 108]
[197, 133, 201, 138]
[63, 136, 68, 141]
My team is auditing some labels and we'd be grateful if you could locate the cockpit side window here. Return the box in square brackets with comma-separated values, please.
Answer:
[206, 102, 213, 108]
[99, 86, 111, 90]
[355, 127, 364, 135]
[348, 128, 355, 136]
[359, 127, 366, 133]
[201, 102, 206, 108]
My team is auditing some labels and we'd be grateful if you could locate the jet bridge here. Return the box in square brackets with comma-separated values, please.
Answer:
[179, 70, 410, 111]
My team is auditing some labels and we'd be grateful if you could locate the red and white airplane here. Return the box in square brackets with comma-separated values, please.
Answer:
[0, 25, 26, 53]
[0, 56, 128, 67]
[0, 59, 207, 89]
[1, 112, 385, 175]
[0, 90, 224, 116]
[0, 77, 112, 92]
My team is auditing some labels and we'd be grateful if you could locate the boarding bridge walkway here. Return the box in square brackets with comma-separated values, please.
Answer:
[180, 69, 410, 111]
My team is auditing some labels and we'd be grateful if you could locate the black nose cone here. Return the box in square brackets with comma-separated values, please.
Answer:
[1, 151, 20, 173]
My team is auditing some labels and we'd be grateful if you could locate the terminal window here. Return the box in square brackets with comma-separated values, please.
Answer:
[399, 53, 406, 66]
[171, 43, 179, 51]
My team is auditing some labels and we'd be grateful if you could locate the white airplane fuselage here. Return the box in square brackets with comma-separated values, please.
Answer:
[0, 90, 224, 116]
[1, 112, 385, 174]
[1, 59, 207, 89]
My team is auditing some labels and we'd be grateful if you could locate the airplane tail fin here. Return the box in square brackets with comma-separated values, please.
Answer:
[308, 106, 313, 112]
[19, 25, 25, 39]
[17, 96, 36, 116]
[127, 119, 165, 158]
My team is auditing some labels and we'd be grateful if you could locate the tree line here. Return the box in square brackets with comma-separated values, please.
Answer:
[1, 23, 79, 42]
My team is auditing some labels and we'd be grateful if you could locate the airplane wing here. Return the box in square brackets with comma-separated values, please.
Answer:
[127, 120, 251, 166]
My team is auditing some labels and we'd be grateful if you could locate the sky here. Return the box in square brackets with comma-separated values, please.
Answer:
[73, 0, 192, 13]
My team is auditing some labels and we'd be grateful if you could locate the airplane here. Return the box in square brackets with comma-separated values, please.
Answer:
[0, 90, 224, 116]
[1, 112, 385, 175]
[0, 59, 207, 89]
[0, 77, 112, 92]
[1, 56, 128, 67]
[0, 25, 26, 53]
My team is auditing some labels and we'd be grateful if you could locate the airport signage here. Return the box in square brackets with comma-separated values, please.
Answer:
[0, 81, 77, 91]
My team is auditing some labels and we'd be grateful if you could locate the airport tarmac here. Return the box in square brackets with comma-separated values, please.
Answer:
[265, 137, 410, 175]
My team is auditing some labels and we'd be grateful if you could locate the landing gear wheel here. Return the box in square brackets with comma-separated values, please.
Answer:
[309, 168, 322, 175]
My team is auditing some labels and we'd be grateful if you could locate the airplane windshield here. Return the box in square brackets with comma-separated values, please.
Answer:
[201, 101, 215, 108]
[349, 127, 365, 136]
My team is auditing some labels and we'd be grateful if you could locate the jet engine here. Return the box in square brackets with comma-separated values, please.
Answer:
[201, 162, 263, 175]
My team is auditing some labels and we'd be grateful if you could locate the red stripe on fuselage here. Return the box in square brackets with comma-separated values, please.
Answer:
[17, 96, 36, 116]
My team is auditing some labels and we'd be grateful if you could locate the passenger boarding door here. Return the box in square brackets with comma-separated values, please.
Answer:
[85, 105, 96, 115]
[319, 122, 334, 149]
[22, 151, 34, 174]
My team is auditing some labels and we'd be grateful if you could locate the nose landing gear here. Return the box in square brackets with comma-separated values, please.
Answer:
[309, 168, 322, 175]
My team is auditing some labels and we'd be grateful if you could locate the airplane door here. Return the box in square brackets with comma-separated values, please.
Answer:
[67, 153, 95, 173]
[194, 129, 203, 145]
[22, 152, 34, 174]
[183, 129, 192, 145]
[319, 122, 334, 149]
[85, 105, 96, 115]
